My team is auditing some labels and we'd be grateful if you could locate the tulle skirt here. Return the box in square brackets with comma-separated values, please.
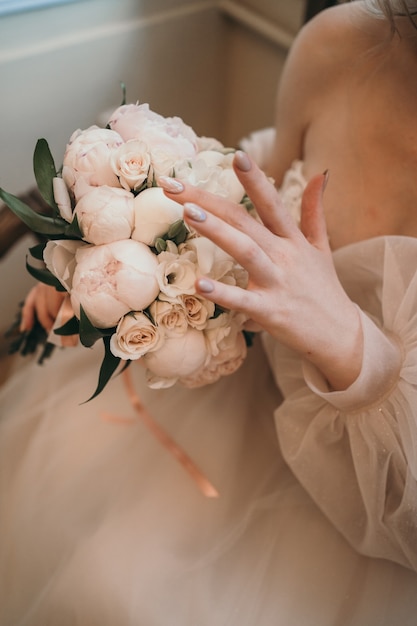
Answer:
[1, 337, 417, 625]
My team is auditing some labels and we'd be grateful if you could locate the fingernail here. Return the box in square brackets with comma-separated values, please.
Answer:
[184, 203, 207, 222]
[322, 169, 330, 193]
[158, 176, 185, 194]
[196, 278, 214, 293]
[234, 150, 251, 172]
[19, 321, 27, 333]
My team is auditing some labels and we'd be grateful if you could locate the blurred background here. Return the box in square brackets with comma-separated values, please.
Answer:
[0, 0, 335, 348]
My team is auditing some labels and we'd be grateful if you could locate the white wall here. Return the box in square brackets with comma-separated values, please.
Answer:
[0, 0, 305, 332]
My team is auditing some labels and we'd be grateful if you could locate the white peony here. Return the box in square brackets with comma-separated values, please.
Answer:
[107, 103, 198, 178]
[53, 176, 73, 222]
[62, 126, 123, 201]
[175, 150, 245, 203]
[70, 239, 160, 328]
[110, 311, 164, 360]
[181, 237, 236, 280]
[74, 186, 135, 245]
[143, 327, 208, 388]
[43, 239, 87, 292]
[181, 329, 247, 388]
[132, 187, 184, 246]
[195, 136, 225, 152]
[204, 312, 234, 357]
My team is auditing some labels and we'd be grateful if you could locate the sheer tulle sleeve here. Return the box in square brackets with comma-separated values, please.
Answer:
[262, 236, 417, 571]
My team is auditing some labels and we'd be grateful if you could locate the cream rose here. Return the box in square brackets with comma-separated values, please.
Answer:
[181, 294, 214, 330]
[143, 327, 208, 388]
[110, 140, 151, 191]
[43, 239, 87, 292]
[149, 299, 188, 336]
[110, 311, 164, 360]
[131, 187, 184, 246]
[74, 186, 135, 245]
[70, 239, 159, 328]
[62, 126, 123, 201]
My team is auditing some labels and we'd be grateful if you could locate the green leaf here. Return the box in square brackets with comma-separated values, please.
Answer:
[25, 259, 66, 291]
[79, 305, 105, 348]
[53, 315, 79, 336]
[241, 194, 254, 213]
[242, 329, 256, 347]
[0, 188, 67, 235]
[33, 138, 58, 210]
[64, 213, 83, 239]
[168, 219, 188, 245]
[154, 238, 167, 253]
[120, 81, 127, 106]
[84, 336, 121, 402]
[29, 242, 47, 261]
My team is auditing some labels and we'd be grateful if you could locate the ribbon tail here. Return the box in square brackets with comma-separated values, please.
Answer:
[122, 368, 219, 499]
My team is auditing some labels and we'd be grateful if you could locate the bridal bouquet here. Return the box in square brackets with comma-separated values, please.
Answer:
[1, 100, 252, 399]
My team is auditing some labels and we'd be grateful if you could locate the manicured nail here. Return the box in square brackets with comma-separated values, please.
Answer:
[234, 150, 251, 172]
[184, 203, 207, 222]
[196, 278, 214, 293]
[322, 169, 329, 193]
[157, 176, 185, 194]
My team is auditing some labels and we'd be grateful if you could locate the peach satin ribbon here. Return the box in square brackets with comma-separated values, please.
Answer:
[52, 298, 219, 498]
[108, 367, 219, 499]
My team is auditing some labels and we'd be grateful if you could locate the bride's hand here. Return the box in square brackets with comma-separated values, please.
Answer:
[21, 283, 66, 333]
[158, 152, 363, 391]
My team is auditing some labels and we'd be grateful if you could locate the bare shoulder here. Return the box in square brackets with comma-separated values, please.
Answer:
[287, 3, 384, 87]
[270, 2, 385, 182]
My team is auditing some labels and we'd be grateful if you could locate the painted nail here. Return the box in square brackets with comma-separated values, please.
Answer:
[322, 169, 330, 193]
[184, 203, 207, 222]
[234, 150, 251, 172]
[196, 278, 214, 293]
[157, 176, 185, 193]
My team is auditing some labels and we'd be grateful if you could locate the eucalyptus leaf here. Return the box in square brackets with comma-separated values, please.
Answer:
[0, 188, 67, 235]
[33, 138, 58, 210]
[26, 260, 67, 291]
[54, 315, 79, 336]
[154, 238, 167, 253]
[84, 336, 121, 402]
[167, 219, 184, 239]
[79, 306, 105, 348]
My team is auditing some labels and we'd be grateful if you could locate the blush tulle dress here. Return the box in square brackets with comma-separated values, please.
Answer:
[1, 153, 417, 625]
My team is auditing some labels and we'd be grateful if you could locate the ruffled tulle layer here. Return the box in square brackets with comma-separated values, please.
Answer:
[1, 328, 417, 625]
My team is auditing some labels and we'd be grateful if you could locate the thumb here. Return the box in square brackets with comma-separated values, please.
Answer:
[300, 171, 329, 249]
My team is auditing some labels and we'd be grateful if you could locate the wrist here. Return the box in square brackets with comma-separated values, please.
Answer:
[305, 303, 364, 391]
[303, 311, 402, 411]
